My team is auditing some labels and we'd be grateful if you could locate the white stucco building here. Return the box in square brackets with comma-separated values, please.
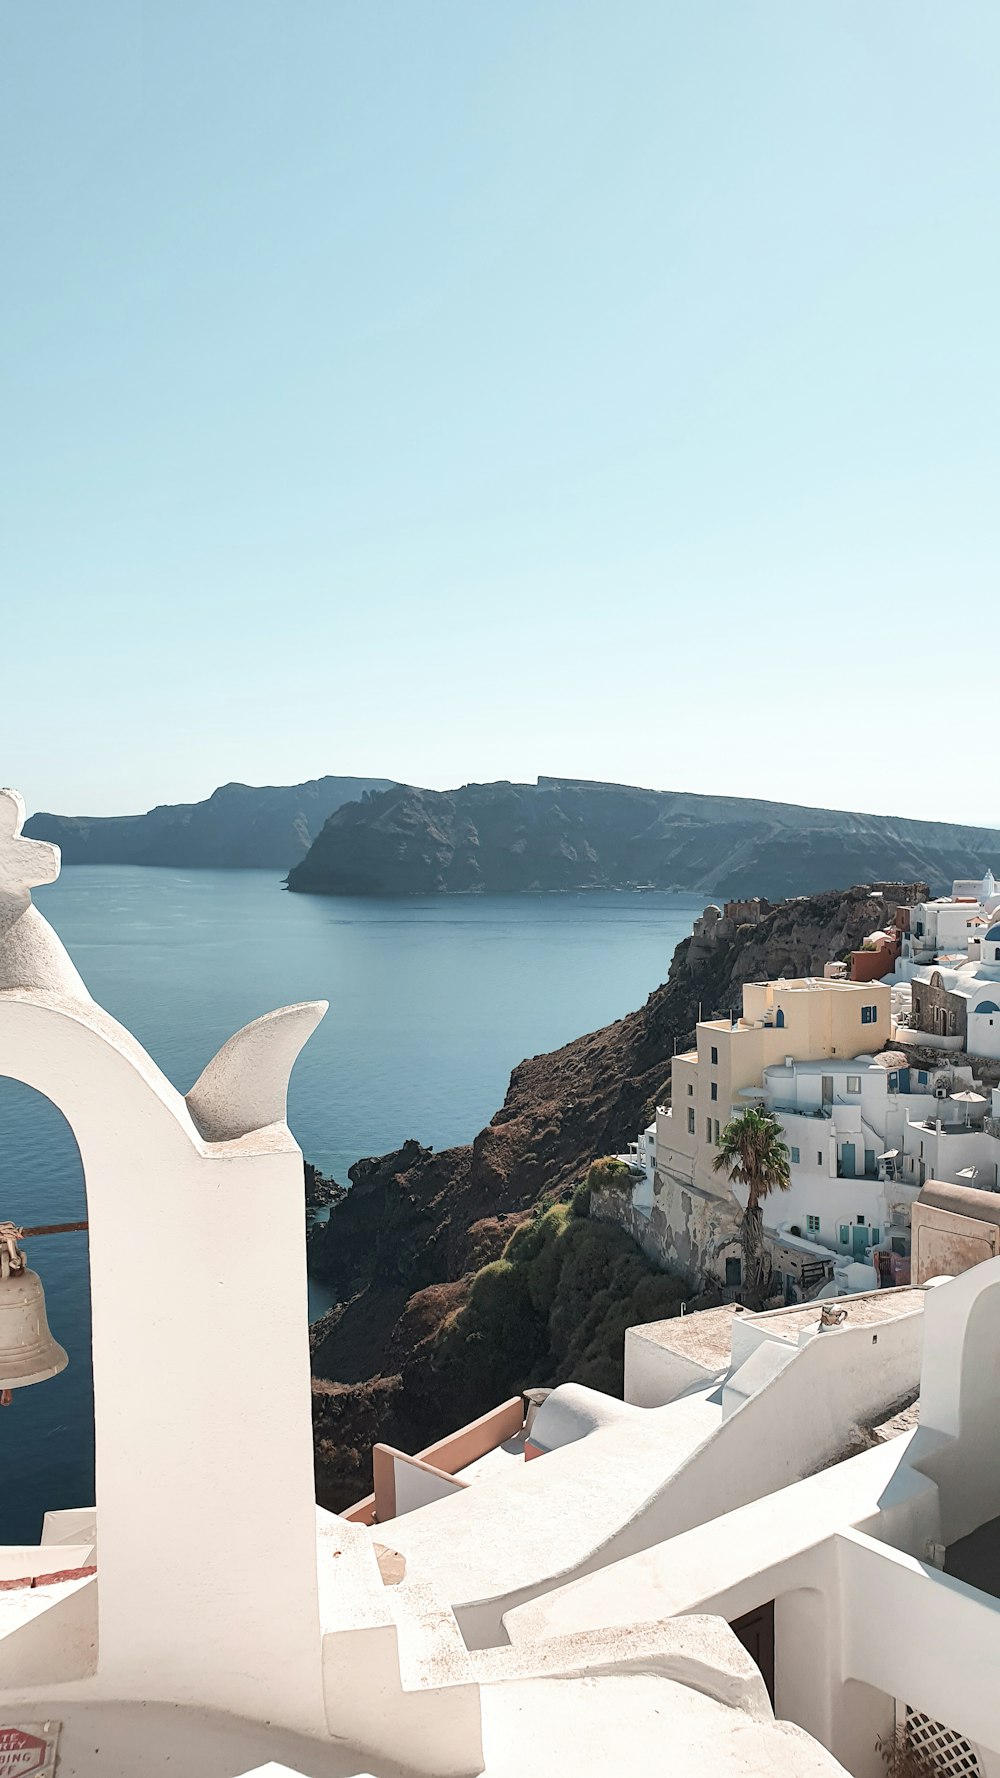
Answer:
[614, 1120, 657, 1210]
[900, 895, 989, 969]
[757, 1053, 1000, 1285]
[902, 931, 1000, 1059]
[600, 966, 1000, 1305]
[347, 1254, 1000, 1778]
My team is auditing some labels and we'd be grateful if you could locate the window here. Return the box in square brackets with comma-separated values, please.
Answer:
[918, 1070, 928, 1085]
[710, 1045, 718, 1065]
[817, 1151, 823, 1166]
[714, 1118, 720, 1145]
[847, 1075, 861, 1094]
[806, 1215, 820, 1234]
[861, 1004, 878, 1024]
[687, 1082, 694, 1096]
[706, 1117, 713, 1143]
[790, 1146, 800, 1164]
[687, 1107, 695, 1135]
[710, 1082, 718, 1102]
[839, 1224, 850, 1244]
[871, 1226, 881, 1244]
[725, 1257, 741, 1287]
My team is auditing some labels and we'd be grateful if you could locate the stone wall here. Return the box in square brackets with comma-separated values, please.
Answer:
[911, 976, 967, 1045]
[591, 1170, 741, 1290]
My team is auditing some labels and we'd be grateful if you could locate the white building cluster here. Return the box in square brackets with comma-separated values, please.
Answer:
[603, 869, 1000, 1310]
[896, 871, 1000, 1059]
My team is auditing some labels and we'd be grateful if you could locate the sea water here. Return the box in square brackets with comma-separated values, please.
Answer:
[0, 868, 698, 1540]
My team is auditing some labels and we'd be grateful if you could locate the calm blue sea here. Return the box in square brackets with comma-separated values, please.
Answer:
[0, 869, 698, 1541]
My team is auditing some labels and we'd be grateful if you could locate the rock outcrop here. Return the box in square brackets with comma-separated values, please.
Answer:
[287, 777, 1000, 899]
[26, 776, 395, 870]
[309, 881, 920, 1509]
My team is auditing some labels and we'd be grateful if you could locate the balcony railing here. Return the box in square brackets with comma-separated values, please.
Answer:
[771, 1104, 834, 1119]
[919, 1117, 986, 1135]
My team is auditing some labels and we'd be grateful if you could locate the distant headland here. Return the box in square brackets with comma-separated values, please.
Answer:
[25, 774, 1000, 901]
[286, 777, 1000, 902]
[25, 776, 395, 870]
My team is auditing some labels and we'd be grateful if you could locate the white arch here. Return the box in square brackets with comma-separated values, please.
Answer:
[0, 983, 330, 1733]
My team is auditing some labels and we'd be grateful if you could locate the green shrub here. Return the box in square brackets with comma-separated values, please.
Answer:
[585, 1156, 634, 1194]
[430, 1198, 689, 1421]
[571, 1180, 592, 1218]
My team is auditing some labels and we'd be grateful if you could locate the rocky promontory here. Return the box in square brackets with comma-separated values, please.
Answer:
[26, 776, 395, 870]
[309, 880, 922, 1509]
[287, 777, 1000, 900]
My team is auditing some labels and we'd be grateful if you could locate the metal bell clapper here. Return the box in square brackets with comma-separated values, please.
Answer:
[0, 1222, 68, 1405]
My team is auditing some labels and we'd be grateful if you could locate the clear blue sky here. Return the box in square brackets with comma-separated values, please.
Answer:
[3, 3, 998, 822]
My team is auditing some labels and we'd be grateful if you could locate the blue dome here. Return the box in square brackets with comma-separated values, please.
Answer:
[986, 925, 1000, 942]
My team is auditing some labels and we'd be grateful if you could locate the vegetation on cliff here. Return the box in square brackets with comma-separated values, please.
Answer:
[430, 1202, 688, 1419]
[309, 880, 927, 1510]
[287, 775, 1000, 899]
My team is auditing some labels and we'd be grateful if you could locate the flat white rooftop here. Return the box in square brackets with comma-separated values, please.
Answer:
[456, 1430, 527, 1483]
[628, 1305, 739, 1372]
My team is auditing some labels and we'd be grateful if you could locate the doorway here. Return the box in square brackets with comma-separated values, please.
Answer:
[730, 1601, 775, 1705]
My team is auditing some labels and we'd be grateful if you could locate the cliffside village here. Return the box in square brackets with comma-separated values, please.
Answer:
[7, 790, 1000, 1778]
[602, 870, 1000, 1308]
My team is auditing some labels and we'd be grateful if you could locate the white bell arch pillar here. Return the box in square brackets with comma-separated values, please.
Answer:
[0, 790, 330, 1734]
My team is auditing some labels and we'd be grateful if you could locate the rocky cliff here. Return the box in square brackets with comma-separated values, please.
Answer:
[309, 880, 920, 1508]
[26, 776, 395, 869]
[287, 777, 1000, 900]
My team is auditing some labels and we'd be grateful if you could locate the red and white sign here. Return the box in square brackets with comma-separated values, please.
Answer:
[0, 1723, 59, 1778]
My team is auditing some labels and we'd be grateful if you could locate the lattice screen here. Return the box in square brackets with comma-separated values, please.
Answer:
[903, 1707, 982, 1777]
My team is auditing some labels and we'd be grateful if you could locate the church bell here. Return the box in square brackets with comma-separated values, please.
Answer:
[0, 1244, 68, 1398]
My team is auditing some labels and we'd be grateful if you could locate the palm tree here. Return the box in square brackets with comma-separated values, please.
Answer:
[713, 1107, 791, 1309]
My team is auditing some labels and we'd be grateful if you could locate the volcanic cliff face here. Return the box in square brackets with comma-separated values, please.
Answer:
[309, 881, 923, 1508]
[26, 776, 395, 869]
[287, 777, 1000, 900]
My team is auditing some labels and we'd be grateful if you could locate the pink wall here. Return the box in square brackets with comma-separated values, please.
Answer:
[342, 1397, 526, 1524]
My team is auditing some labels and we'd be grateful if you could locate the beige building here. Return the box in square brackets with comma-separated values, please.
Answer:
[654, 977, 892, 1288]
[911, 1178, 1000, 1284]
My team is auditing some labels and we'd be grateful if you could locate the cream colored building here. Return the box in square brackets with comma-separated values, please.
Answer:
[655, 977, 893, 1288]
